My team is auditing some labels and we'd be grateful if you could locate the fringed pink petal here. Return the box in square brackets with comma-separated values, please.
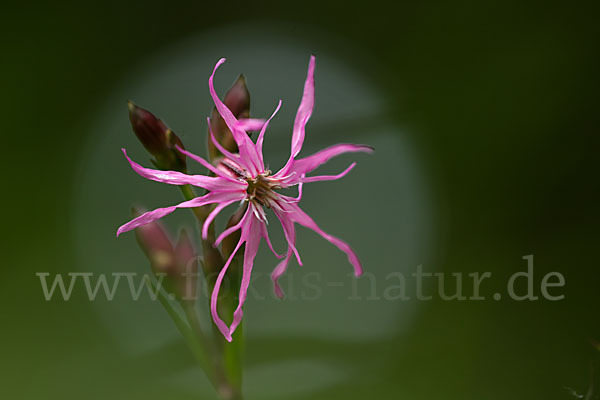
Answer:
[284, 201, 362, 277]
[210, 206, 264, 340]
[210, 206, 254, 341]
[295, 182, 304, 202]
[201, 195, 245, 240]
[300, 162, 356, 184]
[210, 239, 243, 342]
[256, 100, 282, 166]
[270, 206, 303, 299]
[271, 249, 294, 299]
[118, 205, 181, 237]
[209, 59, 262, 175]
[117, 191, 236, 237]
[122, 148, 244, 192]
[208, 59, 248, 146]
[229, 211, 263, 335]
[272, 204, 302, 266]
[278, 56, 316, 175]
[280, 144, 373, 179]
[258, 217, 283, 259]
[214, 206, 249, 247]
[206, 117, 243, 165]
[175, 145, 241, 182]
[291, 55, 315, 159]
[237, 118, 266, 132]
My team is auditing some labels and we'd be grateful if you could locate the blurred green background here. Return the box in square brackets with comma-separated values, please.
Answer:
[2, 0, 599, 399]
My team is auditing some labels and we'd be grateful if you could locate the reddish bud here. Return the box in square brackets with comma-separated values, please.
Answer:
[132, 208, 198, 302]
[174, 229, 199, 302]
[133, 208, 174, 268]
[128, 101, 187, 172]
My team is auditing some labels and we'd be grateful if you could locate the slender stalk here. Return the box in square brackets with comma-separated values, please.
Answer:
[147, 280, 217, 386]
[178, 183, 244, 400]
[183, 303, 242, 400]
[218, 255, 244, 392]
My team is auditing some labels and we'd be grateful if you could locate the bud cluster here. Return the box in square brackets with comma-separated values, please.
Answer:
[127, 74, 258, 294]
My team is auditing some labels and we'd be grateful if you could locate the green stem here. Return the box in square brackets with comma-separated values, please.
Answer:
[219, 255, 244, 392]
[184, 303, 242, 400]
[178, 183, 244, 400]
[147, 280, 217, 386]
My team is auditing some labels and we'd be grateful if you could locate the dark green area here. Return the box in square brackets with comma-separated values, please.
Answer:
[2, 0, 599, 398]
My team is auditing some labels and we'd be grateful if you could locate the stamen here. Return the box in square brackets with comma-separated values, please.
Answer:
[245, 172, 281, 209]
[220, 158, 246, 179]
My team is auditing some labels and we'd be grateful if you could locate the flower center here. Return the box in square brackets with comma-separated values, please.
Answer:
[246, 172, 279, 208]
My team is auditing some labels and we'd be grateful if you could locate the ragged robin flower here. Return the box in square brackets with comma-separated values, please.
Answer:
[117, 56, 373, 341]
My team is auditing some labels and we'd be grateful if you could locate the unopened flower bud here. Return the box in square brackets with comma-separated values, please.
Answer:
[208, 75, 250, 160]
[174, 229, 199, 302]
[133, 207, 174, 267]
[128, 101, 187, 172]
[132, 208, 198, 302]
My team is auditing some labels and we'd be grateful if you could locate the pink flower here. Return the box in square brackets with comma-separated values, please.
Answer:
[117, 56, 373, 341]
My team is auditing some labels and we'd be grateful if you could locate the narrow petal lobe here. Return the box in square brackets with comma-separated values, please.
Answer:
[122, 148, 245, 192]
